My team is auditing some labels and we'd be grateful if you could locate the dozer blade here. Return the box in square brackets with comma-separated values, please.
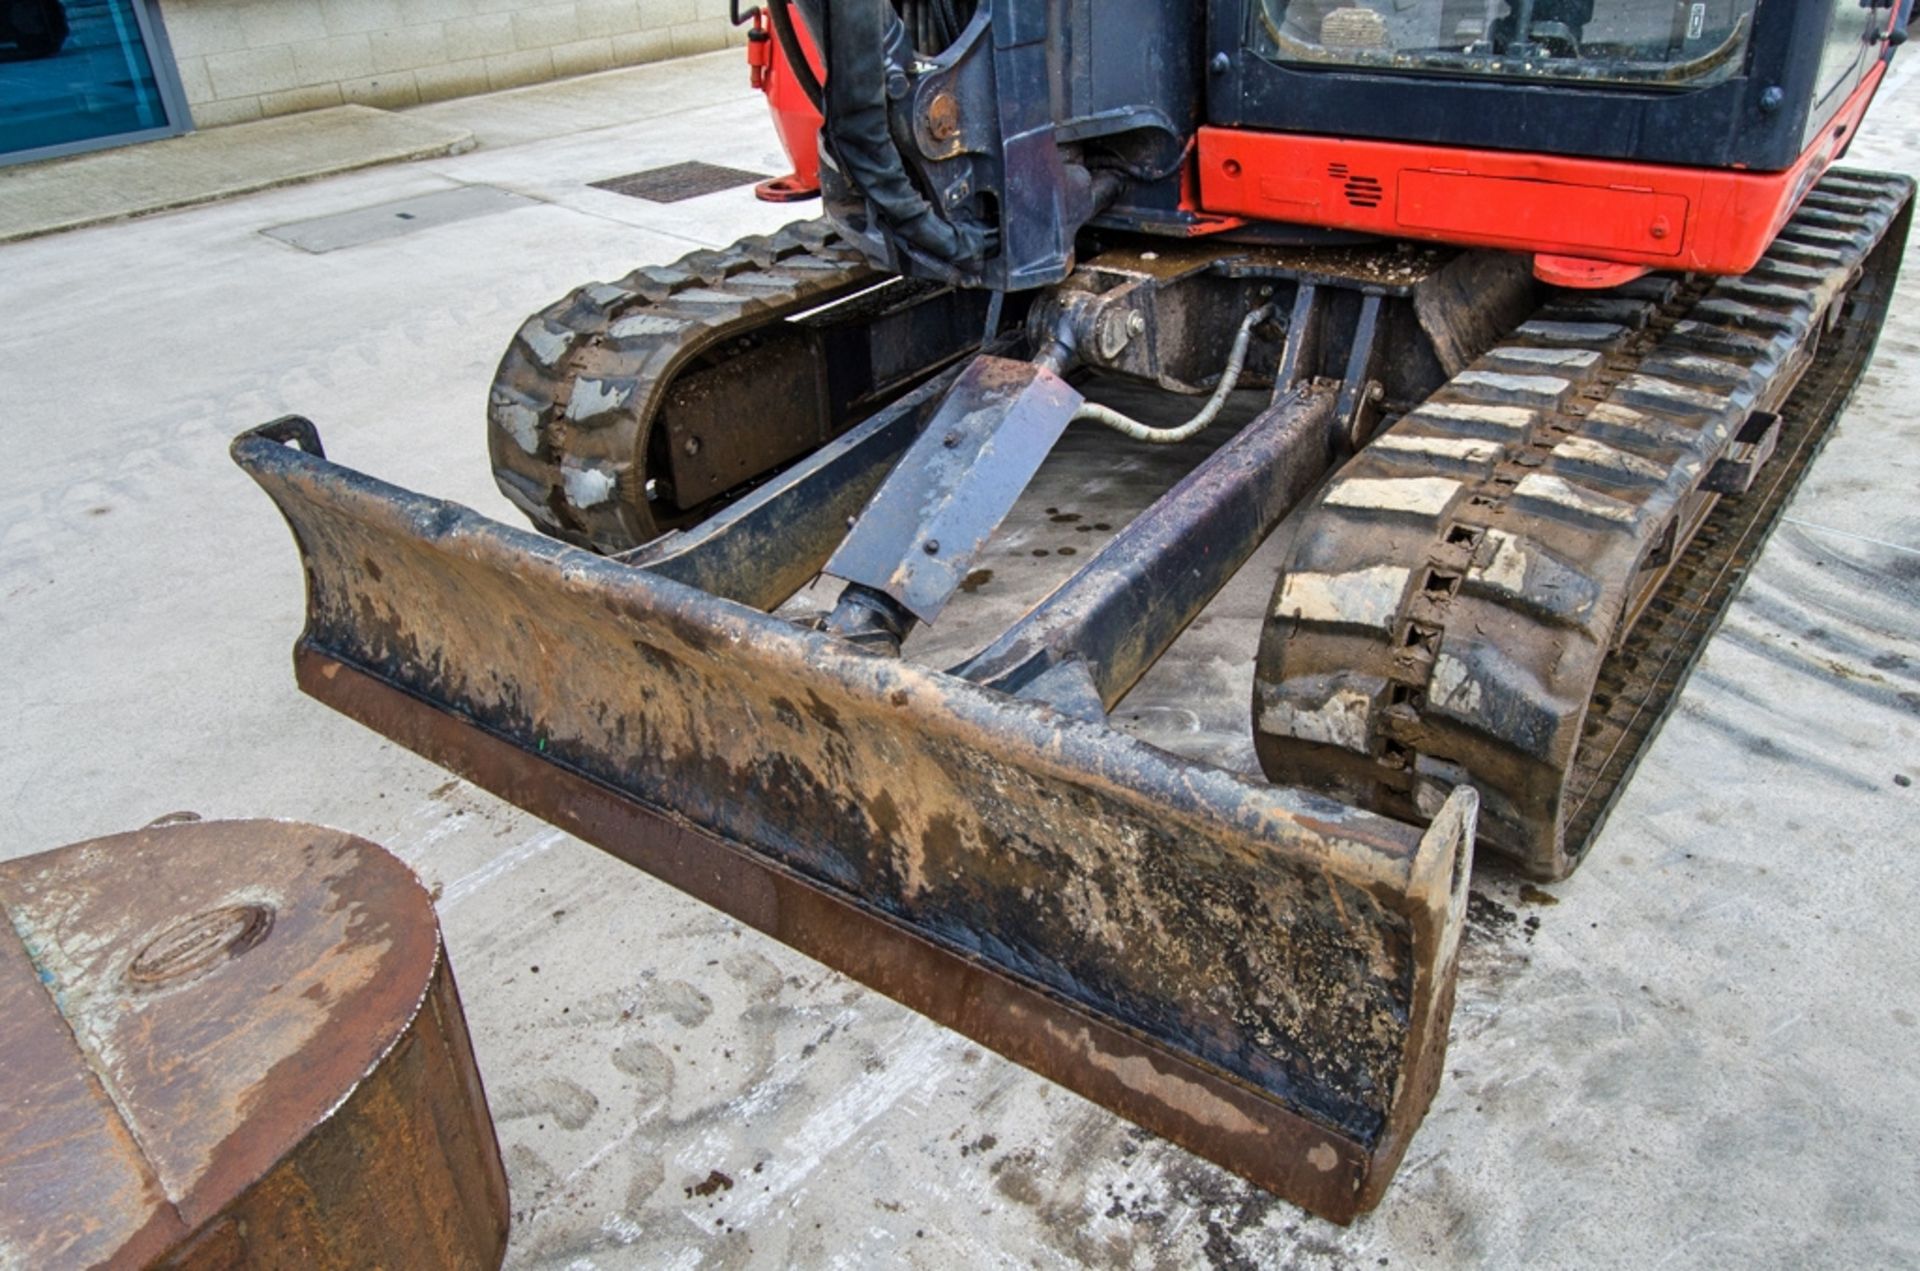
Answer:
[233, 420, 1475, 1223]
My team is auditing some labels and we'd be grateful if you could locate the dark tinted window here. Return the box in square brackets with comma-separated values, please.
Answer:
[2, 0, 181, 162]
[1251, 0, 1757, 88]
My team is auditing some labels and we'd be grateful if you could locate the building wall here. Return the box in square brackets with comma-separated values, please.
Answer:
[157, 0, 747, 127]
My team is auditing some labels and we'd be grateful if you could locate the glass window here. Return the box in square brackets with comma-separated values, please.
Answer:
[1, 0, 186, 164]
[1815, 0, 1876, 107]
[1250, 1, 1758, 89]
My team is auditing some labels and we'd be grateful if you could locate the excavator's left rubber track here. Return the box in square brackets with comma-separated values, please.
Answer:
[491, 217, 887, 552]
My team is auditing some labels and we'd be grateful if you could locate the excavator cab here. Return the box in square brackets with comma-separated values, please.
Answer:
[233, 0, 1914, 1221]
[785, 0, 1905, 287]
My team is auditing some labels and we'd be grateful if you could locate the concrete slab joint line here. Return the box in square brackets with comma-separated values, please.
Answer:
[0, 107, 475, 244]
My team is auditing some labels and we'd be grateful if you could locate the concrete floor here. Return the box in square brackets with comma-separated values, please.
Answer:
[5, 48, 1920, 1270]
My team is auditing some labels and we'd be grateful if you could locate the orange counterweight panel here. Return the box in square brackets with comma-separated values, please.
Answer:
[1199, 64, 1885, 284]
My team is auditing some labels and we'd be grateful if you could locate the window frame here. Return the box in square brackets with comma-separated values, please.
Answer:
[2, 0, 193, 170]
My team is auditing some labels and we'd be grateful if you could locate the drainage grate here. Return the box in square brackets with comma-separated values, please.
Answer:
[590, 161, 767, 203]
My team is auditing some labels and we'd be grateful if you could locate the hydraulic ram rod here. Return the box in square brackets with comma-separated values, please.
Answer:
[954, 381, 1340, 714]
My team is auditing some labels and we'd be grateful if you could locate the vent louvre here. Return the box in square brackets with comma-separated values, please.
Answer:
[1343, 174, 1385, 209]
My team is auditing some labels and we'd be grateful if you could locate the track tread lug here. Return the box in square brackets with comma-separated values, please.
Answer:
[1445, 370, 1576, 409]
[1635, 352, 1754, 389]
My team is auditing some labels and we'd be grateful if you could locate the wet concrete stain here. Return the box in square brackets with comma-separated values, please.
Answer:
[494, 1076, 600, 1130]
[1465, 892, 1520, 944]
[1171, 1166, 1294, 1271]
[965, 1104, 1388, 1271]
[493, 945, 816, 1264]
[1680, 687, 1884, 792]
[990, 1151, 1047, 1207]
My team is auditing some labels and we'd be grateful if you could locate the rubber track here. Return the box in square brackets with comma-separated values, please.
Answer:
[487, 219, 879, 552]
[1254, 169, 1914, 881]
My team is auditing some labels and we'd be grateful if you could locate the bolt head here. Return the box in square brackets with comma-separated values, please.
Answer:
[923, 539, 940, 555]
[927, 91, 961, 142]
[943, 431, 960, 447]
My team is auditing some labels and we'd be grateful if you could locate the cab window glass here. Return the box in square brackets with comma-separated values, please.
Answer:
[1251, 1, 1758, 88]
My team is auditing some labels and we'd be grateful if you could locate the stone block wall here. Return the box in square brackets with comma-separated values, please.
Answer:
[157, 0, 748, 127]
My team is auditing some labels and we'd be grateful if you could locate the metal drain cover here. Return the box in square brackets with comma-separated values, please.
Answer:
[263, 186, 536, 254]
[590, 161, 767, 203]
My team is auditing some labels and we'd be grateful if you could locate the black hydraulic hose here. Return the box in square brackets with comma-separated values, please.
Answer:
[935, 0, 962, 47]
[768, 0, 824, 114]
[821, 0, 973, 261]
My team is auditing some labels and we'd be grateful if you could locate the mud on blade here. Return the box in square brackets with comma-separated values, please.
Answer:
[233, 422, 1474, 1223]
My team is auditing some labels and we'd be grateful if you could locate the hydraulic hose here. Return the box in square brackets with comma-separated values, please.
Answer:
[816, 0, 979, 263]
[773, 0, 987, 266]
[767, 0, 824, 114]
[1072, 306, 1274, 444]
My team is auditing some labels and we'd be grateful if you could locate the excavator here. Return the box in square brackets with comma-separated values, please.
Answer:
[232, 0, 1914, 1222]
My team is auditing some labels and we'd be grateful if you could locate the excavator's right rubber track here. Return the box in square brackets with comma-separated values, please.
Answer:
[1255, 169, 1914, 880]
